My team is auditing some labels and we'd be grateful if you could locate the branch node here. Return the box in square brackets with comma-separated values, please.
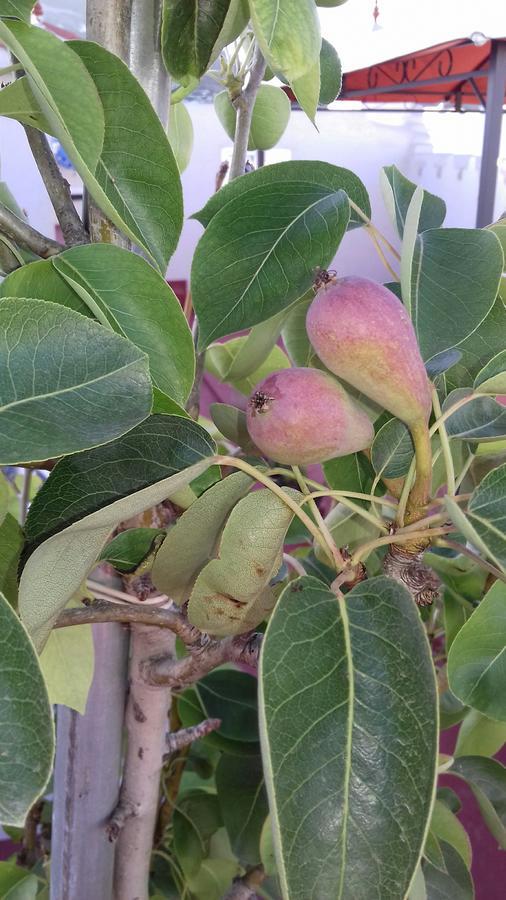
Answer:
[164, 718, 221, 757]
[106, 798, 138, 843]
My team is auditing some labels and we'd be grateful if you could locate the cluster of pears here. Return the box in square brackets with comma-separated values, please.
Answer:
[247, 276, 432, 465]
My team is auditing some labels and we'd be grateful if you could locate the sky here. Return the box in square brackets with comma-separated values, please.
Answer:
[39, 0, 506, 71]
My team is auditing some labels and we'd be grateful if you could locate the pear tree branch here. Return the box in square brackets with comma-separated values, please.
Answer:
[0, 201, 63, 258]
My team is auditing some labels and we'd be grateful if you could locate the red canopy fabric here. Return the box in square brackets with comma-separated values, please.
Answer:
[339, 37, 506, 107]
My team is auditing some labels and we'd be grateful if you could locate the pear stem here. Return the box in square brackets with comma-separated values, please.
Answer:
[404, 420, 433, 525]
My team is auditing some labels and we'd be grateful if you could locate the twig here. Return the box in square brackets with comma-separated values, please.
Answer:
[229, 45, 266, 180]
[55, 597, 203, 644]
[106, 798, 137, 843]
[23, 126, 89, 246]
[164, 719, 221, 755]
[283, 552, 306, 577]
[0, 201, 63, 257]
[19, 468, 32, 525]
[215, 160, 229, 191]
[186, 322, 206, 420]
[144, 632, 262, 689]
[224, 865, 266, 900]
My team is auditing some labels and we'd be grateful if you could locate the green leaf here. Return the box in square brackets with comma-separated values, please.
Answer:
[209, 403, 254, 450]
[52, 243, 195, 406]
[186, 858, 238, 900]
[0, 258, 88, 314]
[443, 591, 469, 654]
[0, 863, 38, 900]
[206, 336, 290, 394]
[400, 186, 424, 316]
[380, 166, 446, 239]
[474, 349, 506, 394]
[0, 513, 22, 606]
[194, 160, 370, 230]
[0, 1, 33, 18]
[319, 37, 342, 105]
[423, 842, 474, 899]
[281, 293, 318, 367]
[447, 580, 506, 720]
[99, 528, 166, 573]
[177, 686, 261, 757]
[161, 0, 231, 82]
[429, 800, 472, 869]
[444, 390, 506, 442]
[173, 790, 223, 878]
[209, 0, 249, 62]
[197, 669, 259, 742]
[455, 709, 506, 758]
[0, 75, 52, 130]
[19, 416, 215, 649]
[450, 755, 506, 849]
[68, 40, 183, 270]
[408, 865, 427, 900]
[151, 471, 253, 603]
[259, 575, 438, 900]
[371, 417, 414, 478]
[445, 296, 506, 393]
[0, 591, 54, 825]
[188, 487, 300, 636]
[167, 101, 194, 172]
[411, 228, 503, 362]
[0, 297, 152, 465]
[260, 816, 277, 877]
[215, 84, 291, 150]
[445, 463, 506, 573]
[39, 596, 94, 714]
[192, 178, 349, 347]
[423, 830, 446, 872]
[249, 0, 320, 83]
[314, 503, 379, 561]
[324, 452, 379, 508]
[216, 753, 268, 865]
[224, 310, 287, 381]
[425, 348, 463, 379]
[290, 56, 320, 123]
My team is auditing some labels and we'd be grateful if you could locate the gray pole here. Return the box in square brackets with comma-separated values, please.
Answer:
[476, 39, 506, 228]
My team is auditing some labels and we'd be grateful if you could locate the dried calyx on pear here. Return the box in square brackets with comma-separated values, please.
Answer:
[246, 367, 374, 465]
[306, 276, 432, 428]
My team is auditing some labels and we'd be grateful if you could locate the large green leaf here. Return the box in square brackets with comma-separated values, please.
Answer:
[0, 75, 52, 130]
[152, 471, 252, 603]
[249, 0, 320, 83]
[0, 591, 54, 826]
[196, 669, 259, 742]
[187, 487, 301, 636]
[161, 0, 231, 82]
[194, 160, 370, 229]
[52, 244, 194, 405]
[19, 416, 215, 648]
[447, 580, 506, 720]
[69, 40, 183, 270]
[215, 753, 268, 865]
[0, 297, 152, 465]
[259, 575, 438, 899]
[411, 228, 503, 361]
[0, 513, 22, 606]
[445, 296, 506, 393]
[192, 182, 349, 347]
[0, 1, 33, 17]
[450, 755, 506, 849]
[380, 166, 446, 239]
[445, 463, 506, 573]
[206, 335, 289, 394]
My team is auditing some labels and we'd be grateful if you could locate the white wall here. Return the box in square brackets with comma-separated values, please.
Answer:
[2, 85, 505, 285]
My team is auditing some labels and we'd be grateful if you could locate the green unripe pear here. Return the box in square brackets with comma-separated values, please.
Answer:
[306, 276, 432, 427]
[214, 84, 291, 151]
[316, 0, 349, 6]
[246, 367, 374, 465]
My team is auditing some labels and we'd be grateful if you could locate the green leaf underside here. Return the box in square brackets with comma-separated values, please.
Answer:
[381, 166, 446, 238]
[0, 591, 54, 826]
[249, 0, 321, 84]
[0, 513, 23, 605]
[52, 243, 195, 404]
[192, 184, 350, 347]
[0, 298, 152, 464]
[69, 40, 183, 270]
[259, 575, 438, 900]
[187, 487, 301, 637]
[19, 416, 215, 648]
[474, 349, 506, 394]
[161, 0, 231, 81]
[447, 580, 506, 721]
[0, 75, 52, 130]
[411, 228, 503, 362]
[446, 462, 506, 573]
[444, 391, 506, 442]
[151, 471, 253, 603]
[194, 161, 370, 229]
[39, 612, 94, 714]
[371, 417, 414, 479]
[206, 336, 289, 394]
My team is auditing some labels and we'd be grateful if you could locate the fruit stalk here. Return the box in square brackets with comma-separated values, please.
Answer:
[404, 420, 432, 525]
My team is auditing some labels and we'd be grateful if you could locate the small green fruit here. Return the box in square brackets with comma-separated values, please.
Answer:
[246, 367, 374, 465]
[319, 38, 342, 105]
[214, 84, 291, 150]
[316, 0, 349, 6]
[306, 276, 432, 427]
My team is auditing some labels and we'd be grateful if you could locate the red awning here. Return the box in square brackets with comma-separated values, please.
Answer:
[339, 37, 506, 107]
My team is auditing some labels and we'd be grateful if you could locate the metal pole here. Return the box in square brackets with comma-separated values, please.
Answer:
[476, 40, 506, 227]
